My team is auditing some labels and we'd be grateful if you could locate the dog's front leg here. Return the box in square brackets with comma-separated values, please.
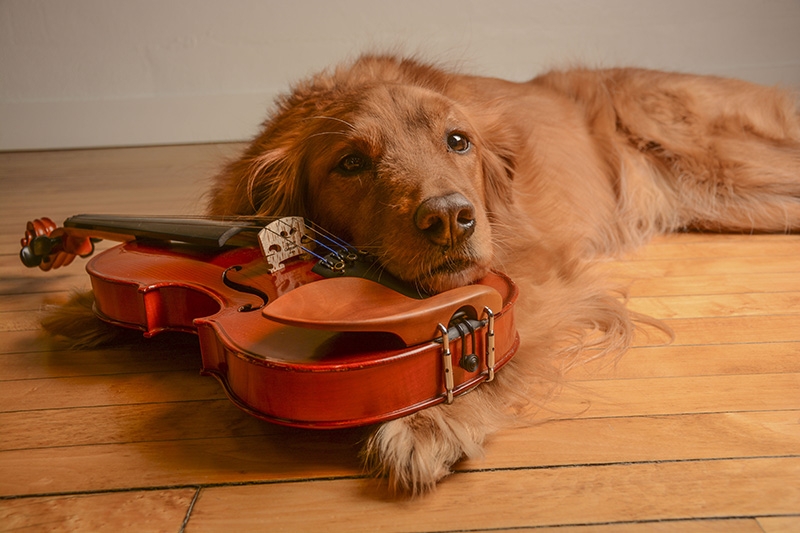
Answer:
[361, 371, 519, 495]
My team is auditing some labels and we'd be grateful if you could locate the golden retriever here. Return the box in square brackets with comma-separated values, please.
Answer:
[204, 55, 799, 492]
[48, 55, 800, 495]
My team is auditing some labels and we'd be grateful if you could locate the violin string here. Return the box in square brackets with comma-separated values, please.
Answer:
[178, 215, 373, 252]
[82, 214, 378, 266]
[264, 218, 336, 266]
[245, 216, 363, 268]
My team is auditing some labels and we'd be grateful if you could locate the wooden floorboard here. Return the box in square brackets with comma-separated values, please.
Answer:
[0, 144, 798, 532]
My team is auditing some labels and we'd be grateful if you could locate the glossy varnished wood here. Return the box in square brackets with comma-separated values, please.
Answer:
[0, 145, 798, 532]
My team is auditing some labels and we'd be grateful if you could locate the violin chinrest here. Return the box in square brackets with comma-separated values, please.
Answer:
[262, 276, 503, 346]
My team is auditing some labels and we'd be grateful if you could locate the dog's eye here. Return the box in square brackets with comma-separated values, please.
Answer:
[447, 132, 471, 153]
[336, 154, 369, 174]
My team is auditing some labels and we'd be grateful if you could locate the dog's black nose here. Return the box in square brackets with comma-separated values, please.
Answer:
[414, 192, 476, 247]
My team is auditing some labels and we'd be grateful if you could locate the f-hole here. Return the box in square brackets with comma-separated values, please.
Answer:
[222, 265, 270, 312]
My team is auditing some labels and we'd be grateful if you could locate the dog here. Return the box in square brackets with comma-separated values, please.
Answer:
[46, 55, 800, 495]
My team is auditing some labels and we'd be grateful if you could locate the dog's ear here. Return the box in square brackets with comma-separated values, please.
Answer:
[478, 130, 518, 215]
[209, 77, 345, 218]
[208, 140, 305, 217]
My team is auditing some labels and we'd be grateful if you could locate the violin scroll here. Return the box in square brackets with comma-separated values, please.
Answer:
[20, 217, 96, 271]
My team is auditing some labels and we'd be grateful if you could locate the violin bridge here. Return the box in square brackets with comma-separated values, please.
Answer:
[257, 217, 311, 273]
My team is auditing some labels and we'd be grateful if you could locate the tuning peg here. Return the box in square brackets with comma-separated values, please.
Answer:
[19, 235, 62, 269]
[19, 245, 43, 268]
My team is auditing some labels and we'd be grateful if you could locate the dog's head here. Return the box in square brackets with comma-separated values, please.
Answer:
[210, 56, 516, 293]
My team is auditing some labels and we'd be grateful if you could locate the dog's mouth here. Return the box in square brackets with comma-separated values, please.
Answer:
[428, 256, 477, 276]
[393, 252, 491, 295]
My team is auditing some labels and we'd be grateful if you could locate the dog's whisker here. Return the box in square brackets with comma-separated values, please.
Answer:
[305, 130, 349, 140]
[305, 115, 357, 131]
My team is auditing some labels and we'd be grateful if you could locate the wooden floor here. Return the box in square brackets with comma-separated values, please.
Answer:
[1, 144, 798, 532]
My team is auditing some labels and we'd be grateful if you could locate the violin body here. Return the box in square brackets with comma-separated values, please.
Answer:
[22, 215, 519, 428]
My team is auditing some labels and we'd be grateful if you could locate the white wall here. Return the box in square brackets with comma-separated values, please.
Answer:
[2, 0, 799, 151]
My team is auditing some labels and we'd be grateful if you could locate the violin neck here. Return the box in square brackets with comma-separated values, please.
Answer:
[63, 214, 261, 248]
[52, 214, 431, 298]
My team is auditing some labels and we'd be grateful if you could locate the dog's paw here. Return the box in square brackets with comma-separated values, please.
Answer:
[361, 405, 488, 496]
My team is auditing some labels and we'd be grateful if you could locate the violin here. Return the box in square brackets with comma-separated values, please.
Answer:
[20, 215, 519, 428]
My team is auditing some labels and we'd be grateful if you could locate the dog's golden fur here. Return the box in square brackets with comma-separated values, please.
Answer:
[45, 55, 800, 495]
